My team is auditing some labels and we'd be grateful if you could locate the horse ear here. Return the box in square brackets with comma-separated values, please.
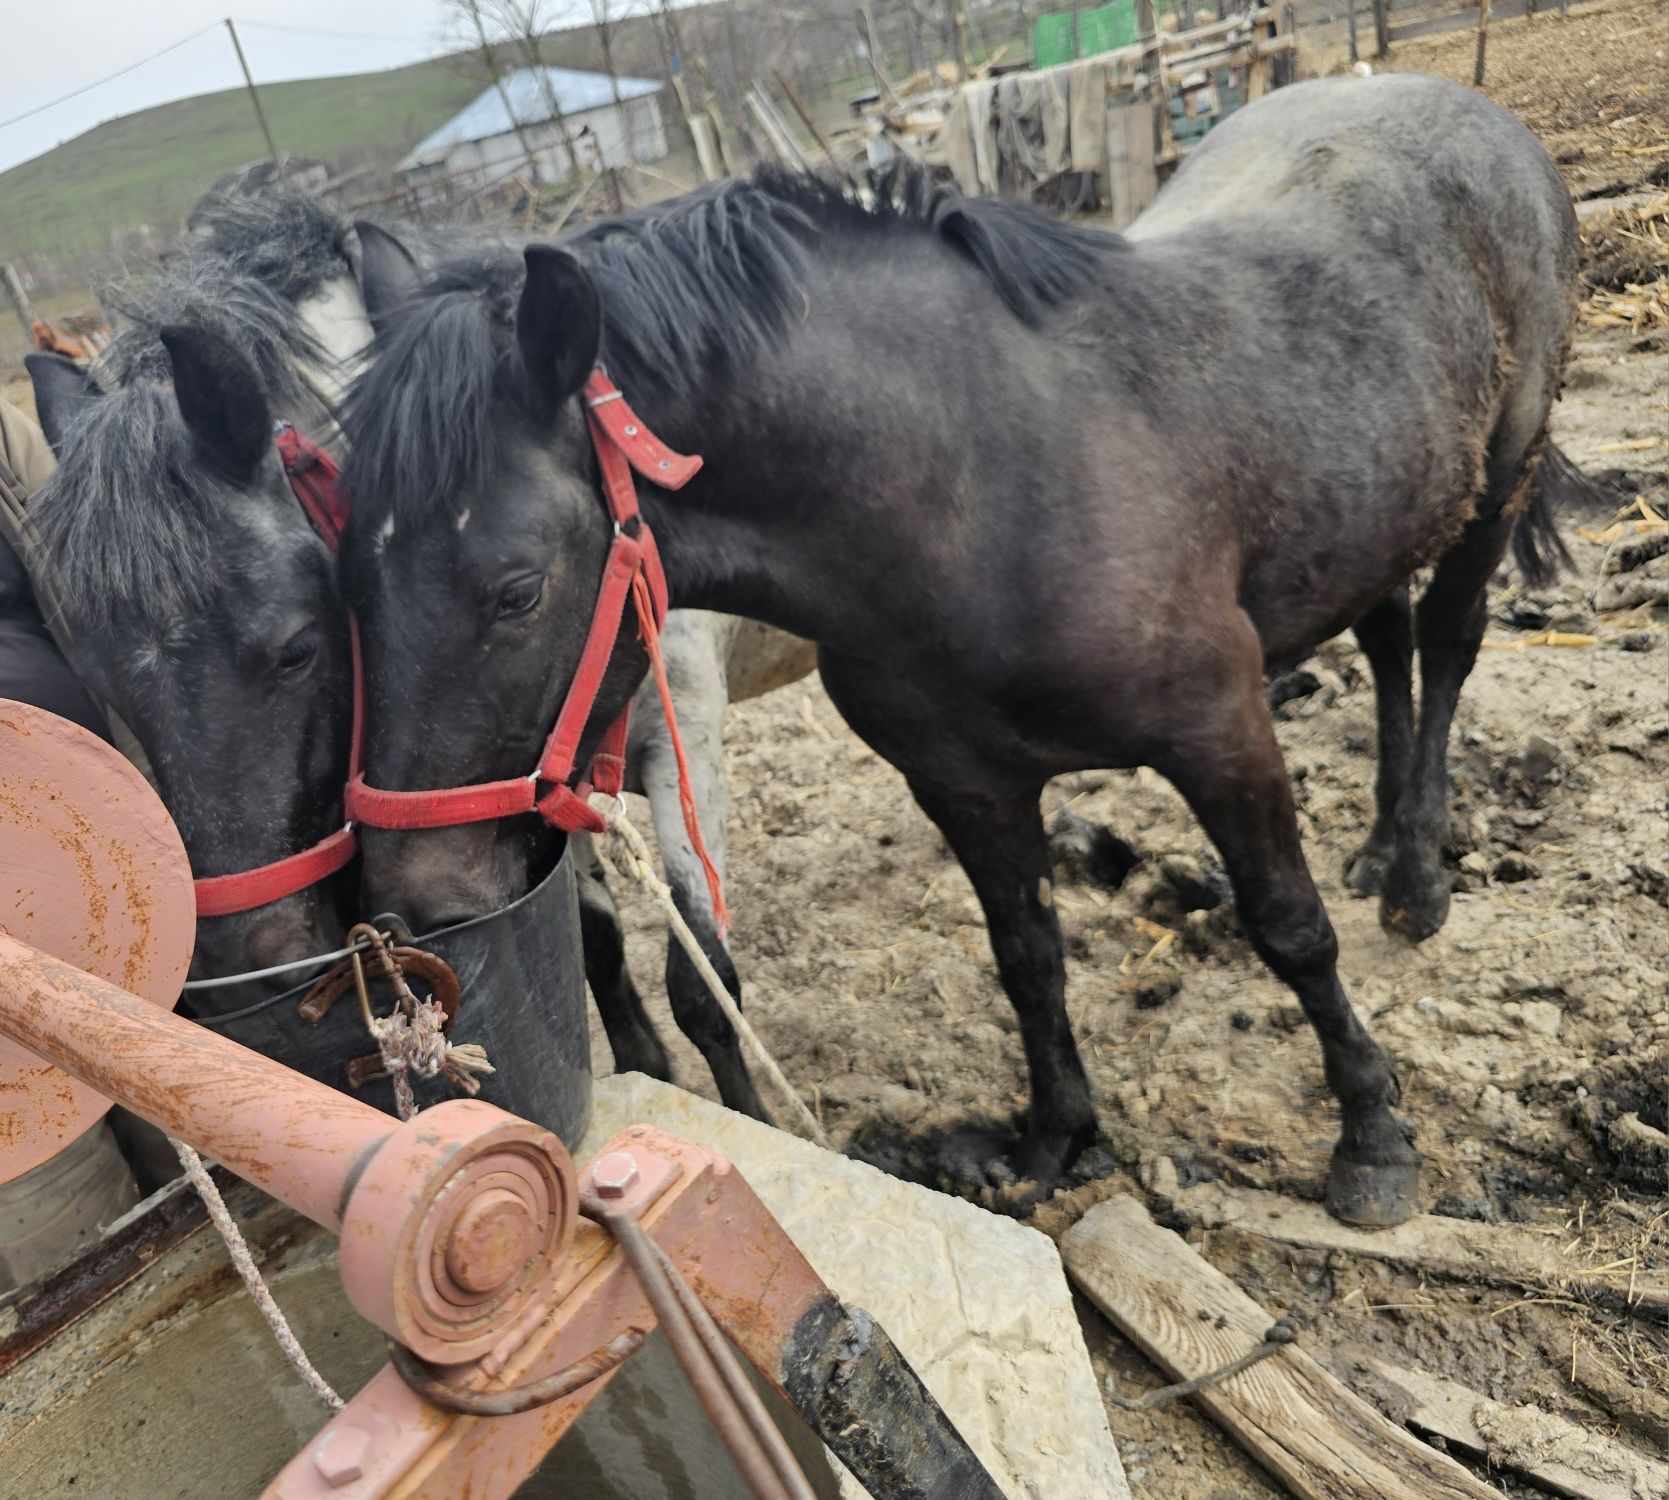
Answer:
[159, 324, 270, 485]
[517, 244, 601, 416]
[353, 220, 421, 322]
[25, 352, 99, 455]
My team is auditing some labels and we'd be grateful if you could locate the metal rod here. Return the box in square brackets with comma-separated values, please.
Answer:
[648, 1240, 818, 1500]
[0, 930, 391, 1230]
[583, 1194, 795, 1500]
[224, 18, 284, 176]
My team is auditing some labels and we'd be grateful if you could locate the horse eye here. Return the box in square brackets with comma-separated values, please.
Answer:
[496, 575, 544, 619]
[276, 632, 317, 679]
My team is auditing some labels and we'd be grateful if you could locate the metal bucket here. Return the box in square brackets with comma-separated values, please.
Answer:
[192, 844, 591, 1148]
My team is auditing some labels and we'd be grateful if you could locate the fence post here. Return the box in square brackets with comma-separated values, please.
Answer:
[1372, 0, 1390, 57]
[1346, 0, 1359, 63]
[1473, 0, 1492, 84]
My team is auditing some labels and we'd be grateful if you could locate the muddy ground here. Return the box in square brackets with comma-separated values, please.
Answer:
[594, 5, 1668, 1494]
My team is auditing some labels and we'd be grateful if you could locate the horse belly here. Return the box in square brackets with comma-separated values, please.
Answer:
[724, 618, 819, 703]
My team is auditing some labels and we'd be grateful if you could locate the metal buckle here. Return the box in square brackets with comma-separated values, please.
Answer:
[586, 389, 624, 409]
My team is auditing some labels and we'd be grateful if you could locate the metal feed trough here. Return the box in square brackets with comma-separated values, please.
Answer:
[0, 700, 998, 1498]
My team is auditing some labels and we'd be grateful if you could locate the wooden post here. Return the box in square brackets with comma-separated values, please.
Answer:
[1371, 0, 1389, 58]
[943, 0, 970, 82]
[223, 19, 284, 177]
[1473, 0, 1491, 85]
[773, 71, 861, 186]
[1346, 0, 1358, 63]
[1, 263, 32, 344]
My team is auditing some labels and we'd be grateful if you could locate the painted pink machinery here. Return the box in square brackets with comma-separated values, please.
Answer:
[0, 700, 997, 1498]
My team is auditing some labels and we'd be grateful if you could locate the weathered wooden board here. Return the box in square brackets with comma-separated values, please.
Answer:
[1344, 1347, 1669, 1500]
[1106, 98, 1160, 229]
[1062, 1195, 1500, 1500]
[1172, 1182, 1668, 1312]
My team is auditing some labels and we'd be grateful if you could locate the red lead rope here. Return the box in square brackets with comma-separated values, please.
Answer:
[196, 372, 727, 933]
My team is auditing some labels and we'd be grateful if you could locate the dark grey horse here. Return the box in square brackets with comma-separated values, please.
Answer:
[27, 265, 355, 991]
[335, 75, 1578, 1225]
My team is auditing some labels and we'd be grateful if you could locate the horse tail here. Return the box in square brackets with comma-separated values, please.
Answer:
[1510, 442, 1590, 587]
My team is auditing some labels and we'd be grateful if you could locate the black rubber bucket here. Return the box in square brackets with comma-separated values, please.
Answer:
[189, 845, 591, 1149]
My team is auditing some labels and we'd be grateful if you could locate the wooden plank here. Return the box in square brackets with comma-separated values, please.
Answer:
[1343, 1347, 1669, 1500]
[1171, 1183, 1668, 1313]
[1106, 98, 1160, 230]
[1063, 1196, 1499, 1500]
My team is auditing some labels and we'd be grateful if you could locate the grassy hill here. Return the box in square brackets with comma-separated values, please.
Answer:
[0, 55, 483, 261]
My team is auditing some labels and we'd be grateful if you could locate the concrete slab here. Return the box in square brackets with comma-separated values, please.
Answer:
[581, 1073, 1127, 1500]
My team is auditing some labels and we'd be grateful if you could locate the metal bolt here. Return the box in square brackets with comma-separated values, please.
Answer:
[591, 1150, 639, 1199]
[623, 423, 638, 436]
[658, 459, 671, 469]
[446, 1187, 536, 1294]
[314, 1423, 373, 1487]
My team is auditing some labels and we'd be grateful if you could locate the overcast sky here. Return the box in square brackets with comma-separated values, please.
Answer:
[0, 2, 598, 174]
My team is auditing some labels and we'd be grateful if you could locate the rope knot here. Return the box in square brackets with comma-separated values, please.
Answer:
[369, 997, 495, 1116]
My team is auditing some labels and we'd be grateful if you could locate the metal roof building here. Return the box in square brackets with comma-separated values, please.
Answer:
[401, 66, 668, 192]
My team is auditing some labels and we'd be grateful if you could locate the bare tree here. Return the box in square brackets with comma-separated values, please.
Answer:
[482, 0, 587, 184]
[445, 0, 547, 186]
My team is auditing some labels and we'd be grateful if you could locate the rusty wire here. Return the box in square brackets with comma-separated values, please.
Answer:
[582, 1192, 817, 1500]
[386, 1328, 647, 1417]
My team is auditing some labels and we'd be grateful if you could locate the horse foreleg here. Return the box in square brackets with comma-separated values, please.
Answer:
[1159, 615, 1419, 1226]
[573, 834, 674, 1083]
[908, 780, 1097, 1189]
[634, 635, 767, 1121]
[1344, 585, 1415, 896]
[1380, 508, 1517, 942]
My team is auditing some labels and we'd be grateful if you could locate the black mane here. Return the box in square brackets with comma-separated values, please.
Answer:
[343, 165, 1119, 530]
[32, 259, 322, 633]
[185, 188, 354, 305]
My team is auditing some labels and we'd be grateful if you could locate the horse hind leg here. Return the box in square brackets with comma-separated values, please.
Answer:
[1344, 585, 1415, 896]
[635, 645, 768, 1121]
[1380, 438, 1543, 942]
[574, 834, 675, 1083]
[1158, 611, 1418, 1225]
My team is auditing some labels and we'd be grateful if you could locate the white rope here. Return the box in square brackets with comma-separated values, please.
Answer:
[170, 1138, 344, 1412]
[596, 801, 830, 1149]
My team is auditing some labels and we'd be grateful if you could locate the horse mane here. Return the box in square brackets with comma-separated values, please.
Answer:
[185, 187, 354, 305]
[343, 163, 1118, 531]
[32, 258, 322, 634]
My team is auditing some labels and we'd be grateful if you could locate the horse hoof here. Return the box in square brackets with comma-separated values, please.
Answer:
[1344, 843, 1391, 896]
[1326, 1155, 1420, 1227]
[1379, 882, 1450, 943]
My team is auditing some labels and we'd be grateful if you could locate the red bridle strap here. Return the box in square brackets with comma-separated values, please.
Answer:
[190, 428, 363, 919]
[345, 370, 691, 842]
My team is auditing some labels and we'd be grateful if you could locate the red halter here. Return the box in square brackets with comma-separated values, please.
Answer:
[191, 425, 363, 918]
[344, 371, 690, 837]
[194, 372, 727, 934]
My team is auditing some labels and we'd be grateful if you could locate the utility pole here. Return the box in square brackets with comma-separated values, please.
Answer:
[224, 18, 284, 176]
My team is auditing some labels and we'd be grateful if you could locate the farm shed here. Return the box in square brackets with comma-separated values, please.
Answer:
[399, 66, 669, 198]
